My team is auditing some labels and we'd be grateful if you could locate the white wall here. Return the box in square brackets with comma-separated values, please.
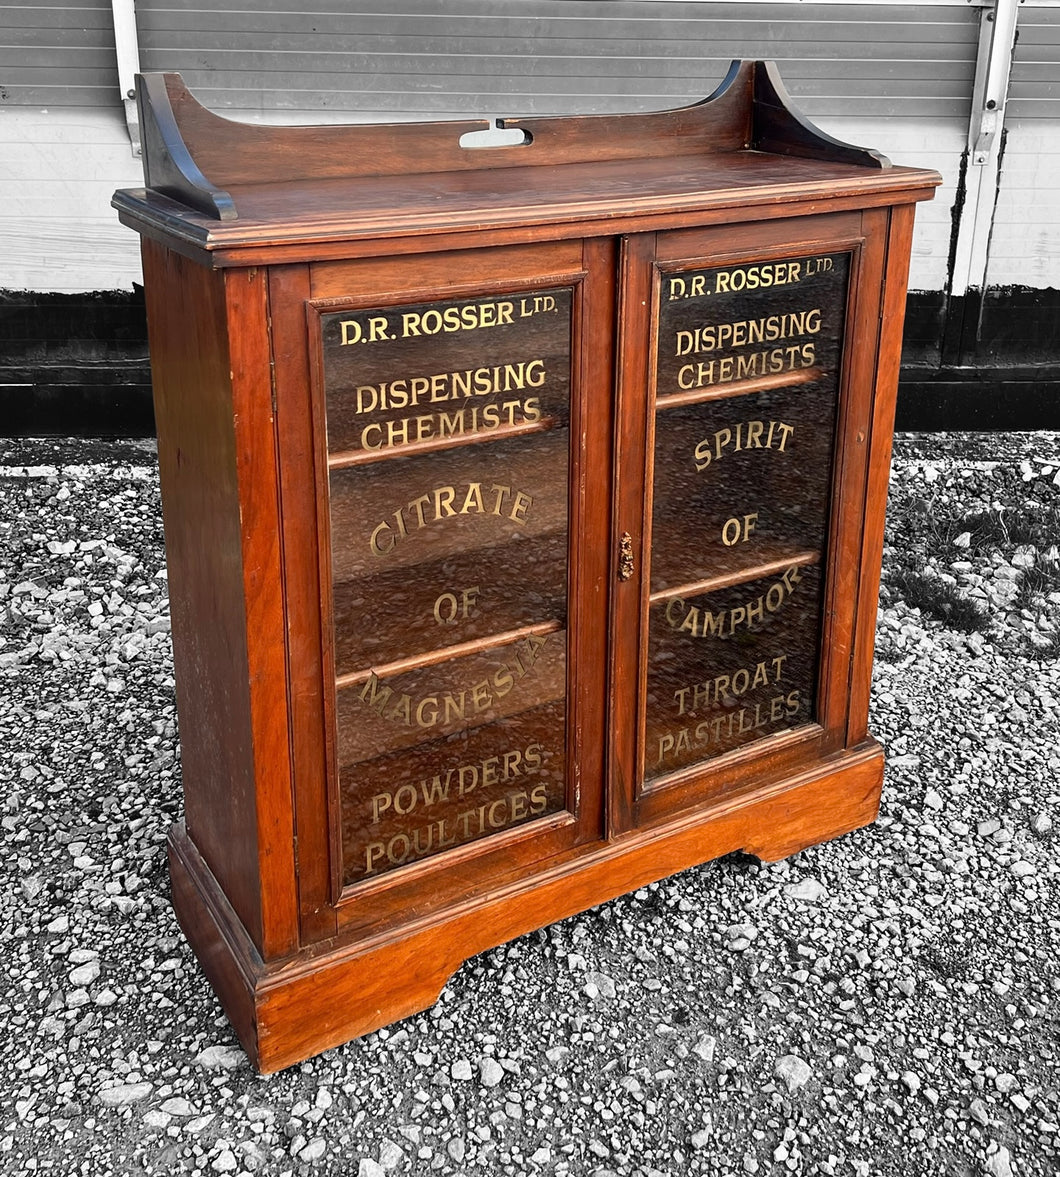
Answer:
[0, 107, 966, 295]
[0, 0, 983, 294]
[1, 1, 1056, 297]
[817, 118, 966, 292]
[986, 119, 1060, 289]
[0, 109, 143, 293]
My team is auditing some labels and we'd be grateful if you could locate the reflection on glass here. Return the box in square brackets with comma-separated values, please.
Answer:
[646, 564, 822, 779]
[320, 287, 573, 884]
[321, 289, 573, 456]
[646, 253, 849, 786]
[337, 637, 566, 884]
[329, 435, 569, 677]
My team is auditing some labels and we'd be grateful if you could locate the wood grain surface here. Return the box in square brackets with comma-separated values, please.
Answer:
[130, 68, 937, 1072]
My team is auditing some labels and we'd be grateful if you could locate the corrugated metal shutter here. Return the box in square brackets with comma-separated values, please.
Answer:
[0, 0, 143, 292]
[1008, 5, 1060, 119]
[0, 0, 981, 295]
[131, 1, 978, 123]
[0, 0, 120, 107]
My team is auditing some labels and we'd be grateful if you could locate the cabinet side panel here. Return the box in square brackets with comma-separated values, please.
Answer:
[141, 237, 265, 952]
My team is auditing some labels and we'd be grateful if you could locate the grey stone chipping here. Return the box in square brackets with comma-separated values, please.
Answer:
[0, 432, 1057, 1176]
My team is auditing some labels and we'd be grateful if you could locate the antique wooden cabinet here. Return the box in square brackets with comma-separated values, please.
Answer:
[114, 61, 938, 1072]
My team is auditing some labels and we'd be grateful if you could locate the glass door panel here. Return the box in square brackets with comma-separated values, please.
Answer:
[328, 435, 569, 676]
[317, 286, 573, 886]
[335, 636, 566, 884]
[646, 252, 850, 786]
[646, 562, 824, 778]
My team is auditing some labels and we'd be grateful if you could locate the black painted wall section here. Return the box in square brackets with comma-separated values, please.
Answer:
[0, 289, 153, 437]
[898, 288, 1060, 430]
[0, 287, 1058, 436]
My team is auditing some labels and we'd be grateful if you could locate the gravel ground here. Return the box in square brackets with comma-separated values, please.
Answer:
[0, 432, 1057, 1177]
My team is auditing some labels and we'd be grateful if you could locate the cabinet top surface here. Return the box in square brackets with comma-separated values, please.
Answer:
[115, 150, 937, 256]
[113, 61, 939, 263]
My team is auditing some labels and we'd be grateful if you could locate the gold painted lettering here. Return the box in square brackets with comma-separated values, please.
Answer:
[359, 673, 393, 715]
[460, 483, 484, 514]
[337, 314, 391, 347]
[510, 490, 533, 522]
[677, 340, 815, 393]
[675, 308, 821, 357]
[370, 482, 536, 555]
[354, 361, 547, 412]
[409, 493, 431, 529]
[782, 565, 804, 593]
[389, 693, 412, 726]
[694, 421, 795, 473]
[359, 637, 550, 729]
[399, 300, 517, 338]
[393, 784, 417, 814]
[370, 520, 394, 556]
[363, 818, 460, 874]
[443, 692, 466, 724]
[433, 485, 456, 518]
[421, 772, 452, 807]
[664, 568, 805, 639]
[721, 512, 758, 546]
[433, 585, 480, 624]
[459, 764, 479, 796]
[366, 745, 547, 831]
[415, 696, 439, 727]
[387, 418, 410, 447]
[657, 684, 804, 767]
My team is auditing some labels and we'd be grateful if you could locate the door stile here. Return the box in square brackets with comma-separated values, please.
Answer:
[268, 262, 339, 943]
[568, 235, 618, 844]
[608, 233, 658, 835]
[811, 215, 887, 759]
[848, 202, 918, 745]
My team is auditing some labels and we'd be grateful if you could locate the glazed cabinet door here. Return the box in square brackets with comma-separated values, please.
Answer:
[611, 212, 889, 829]
[271, 241, 614, 940]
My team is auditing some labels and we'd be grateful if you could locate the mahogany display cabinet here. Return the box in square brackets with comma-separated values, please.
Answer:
[113, 61, 939, 1072]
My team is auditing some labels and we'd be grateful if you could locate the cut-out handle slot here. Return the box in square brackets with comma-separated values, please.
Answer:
[459, 120, 532, 150]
